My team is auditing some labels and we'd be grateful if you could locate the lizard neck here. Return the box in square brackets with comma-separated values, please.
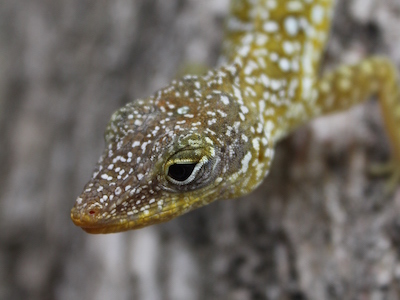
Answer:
[218, 0, 335, 143]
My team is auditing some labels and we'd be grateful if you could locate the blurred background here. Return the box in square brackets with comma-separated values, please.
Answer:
[1, 0, 400, 299]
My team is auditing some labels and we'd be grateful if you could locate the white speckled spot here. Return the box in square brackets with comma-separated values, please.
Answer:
[284, 17, 299, 36]
[287, 1, 303, 12]
[240, 106, 249, 114]
[279, 58, 291, 72]
[311, 5, 324, 24]
[263, 21, 279, 32]
[177, 106, 190, 115]
[252, 138, 260, 152]
[240, 152, 252, 173]
[221, 95, 230, 105]
[115, 187, 122, 195]
[283, 41, 295, 55]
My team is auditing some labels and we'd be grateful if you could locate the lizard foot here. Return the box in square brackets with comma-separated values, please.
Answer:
[369, 160, 400, 194]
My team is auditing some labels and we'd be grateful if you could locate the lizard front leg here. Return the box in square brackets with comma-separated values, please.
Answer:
[314, 57, 400, 191]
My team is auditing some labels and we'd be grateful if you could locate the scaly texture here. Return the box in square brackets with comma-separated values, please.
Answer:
[71, 0, 400, 233]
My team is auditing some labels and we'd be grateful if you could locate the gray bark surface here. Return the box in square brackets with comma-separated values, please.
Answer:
[1, 0, 400, 299]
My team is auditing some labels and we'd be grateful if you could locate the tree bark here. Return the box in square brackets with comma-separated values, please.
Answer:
[1, 0, 400, 299]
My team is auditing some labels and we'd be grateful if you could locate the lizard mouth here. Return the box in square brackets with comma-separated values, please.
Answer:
[70, 207, 156, 234]
[70, 211, 149, 233]
[70, 205, 183, 234]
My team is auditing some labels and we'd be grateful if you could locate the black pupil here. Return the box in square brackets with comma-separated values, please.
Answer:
[168, 163, 196, 182]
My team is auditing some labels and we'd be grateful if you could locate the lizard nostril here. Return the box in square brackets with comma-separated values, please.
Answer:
[86, 205, 100, 216]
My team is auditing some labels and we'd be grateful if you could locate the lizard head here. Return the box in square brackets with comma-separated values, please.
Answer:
[71, 75, 273, 233]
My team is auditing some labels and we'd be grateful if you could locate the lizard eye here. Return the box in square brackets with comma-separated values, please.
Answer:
[167, 163, 196, 182]
[164, 146, 214, 187]
[165, 157, 208, 186]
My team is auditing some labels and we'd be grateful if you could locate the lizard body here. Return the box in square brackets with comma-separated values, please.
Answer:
[71, 0, 400, 234]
